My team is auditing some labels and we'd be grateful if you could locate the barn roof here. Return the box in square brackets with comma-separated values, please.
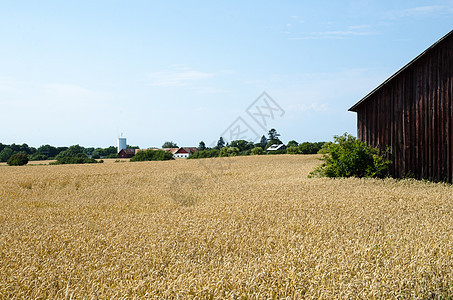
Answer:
[266, 144, 286, 151]
[162, 148, 180, 154]
[119, 149, 136, 154]
[349, 29, 453, 112]
[174, 147, 199, 154]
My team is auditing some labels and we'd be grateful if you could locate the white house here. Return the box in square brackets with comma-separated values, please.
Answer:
[266, 144, 286, 153]
[173, 147, 199, 158]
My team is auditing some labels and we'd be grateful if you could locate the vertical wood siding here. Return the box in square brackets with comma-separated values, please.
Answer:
[353, 33, 453, 183]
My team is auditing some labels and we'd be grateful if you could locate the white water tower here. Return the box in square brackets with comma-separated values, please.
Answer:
[117, 137, 127, 153]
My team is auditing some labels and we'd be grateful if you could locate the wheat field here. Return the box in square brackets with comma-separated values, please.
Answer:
[0, 155, 452, 299]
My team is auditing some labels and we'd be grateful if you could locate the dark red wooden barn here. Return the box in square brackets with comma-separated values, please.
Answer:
[118, 149, 136, 158]
[349, 30, 453, 183]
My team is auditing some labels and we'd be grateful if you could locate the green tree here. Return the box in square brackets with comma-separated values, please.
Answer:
[83, 147, 95, 156]
[56, 145, 85, 159]
[298, 142, 318, 154]
[259, 135, 268, 148]
[251, 147, 264, 155]
[91, 150, 101, 159]
[297, 142, 325, 154]
[286, 146, 299, 154]
[268, 129, 281, 141]
[287, 140, 299, 147]
[162, 141, 178, 148]
[130, 149, 174, 161]
[0, 147, 13, 162]
[229, 140, 254, 152]
[37, 144, 59, 159]
[56, 147, 68, 157]
[187, 149, 219, 159]
[216, 137, 225, 149]
[29, 153, 47, 161]
[219, 147, 228, 157]
[103, 146, 118, 157]
[7, 153, 28, 166]
[266, 129, 282, 149]
[219, 147, 239, 157]
[52, 153, 101, 165]
[309, 133, 391, 178]
[198, 141, 206, 151]
[227, 147, 239, 156]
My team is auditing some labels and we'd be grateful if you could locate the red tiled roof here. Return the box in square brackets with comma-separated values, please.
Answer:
[175, 147, 199, 154]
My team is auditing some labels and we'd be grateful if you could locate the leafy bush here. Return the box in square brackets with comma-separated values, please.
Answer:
[162, 141, 178, 148]
[239, 149, 251, 156]
[219, 147, 239, 157]
[229, 140, 254, 152]
[29, 153, 47, 161]
[51, 153, 101, 165]
[251, 147, 265, 155]
[287, 140, 299, 147]
[7, 153, 29, 166]
[130, 149, 174, 162]
[286, 146, 298, 154]
[309, 133, 391, 178]
[55, 145, 85, 160]
[0, 147, 13, 162]
[188, 149, 220, 159]
[286, 142, 326, 154]
[298, 142, 321, 154]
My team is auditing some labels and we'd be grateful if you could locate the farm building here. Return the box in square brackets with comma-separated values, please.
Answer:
[118, 148, 136, 158]
[266, 144, 286, 153]
[349, 30, 453, 183]
[173, 147, 199, 158]
[120, 147, 199, 159]
[161, 148, 180, 156]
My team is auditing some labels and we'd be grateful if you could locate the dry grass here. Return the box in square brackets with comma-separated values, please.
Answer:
[0, 155, 452, 299]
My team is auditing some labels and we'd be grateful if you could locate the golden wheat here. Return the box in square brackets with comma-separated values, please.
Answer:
[0, 155, 452, 298]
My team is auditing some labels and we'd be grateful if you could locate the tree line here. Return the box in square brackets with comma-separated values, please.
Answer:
[189, 129, 326, 159]
[1, 128, 326, 165]
[0, 143, 119, 163]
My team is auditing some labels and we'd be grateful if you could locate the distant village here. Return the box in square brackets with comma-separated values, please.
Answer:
[116, 137, 288, 159]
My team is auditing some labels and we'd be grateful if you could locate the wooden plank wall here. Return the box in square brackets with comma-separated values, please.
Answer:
[355, 35, 453, 183]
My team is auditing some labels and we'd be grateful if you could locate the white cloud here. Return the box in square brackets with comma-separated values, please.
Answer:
[348, 24, 371, 30]
[290, 27, 374, 40]
[391, 4, 453, 18]
[192, 86, 230, 94]
[147, 66, 215, 87]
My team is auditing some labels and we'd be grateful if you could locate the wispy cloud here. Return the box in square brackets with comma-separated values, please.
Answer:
[390, 4, 453, 18]
[290, 26, 374, 40]
[147, 65, 215, 87]
[348, 24, 371, 30]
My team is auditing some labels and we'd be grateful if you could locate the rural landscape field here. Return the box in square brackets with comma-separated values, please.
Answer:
[1, 155, 452, 298]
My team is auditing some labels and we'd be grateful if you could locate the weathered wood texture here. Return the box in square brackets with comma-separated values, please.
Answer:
[350, 31, 453, 183]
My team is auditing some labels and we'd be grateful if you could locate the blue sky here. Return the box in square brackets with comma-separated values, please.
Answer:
[1, 1, 452, 148]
